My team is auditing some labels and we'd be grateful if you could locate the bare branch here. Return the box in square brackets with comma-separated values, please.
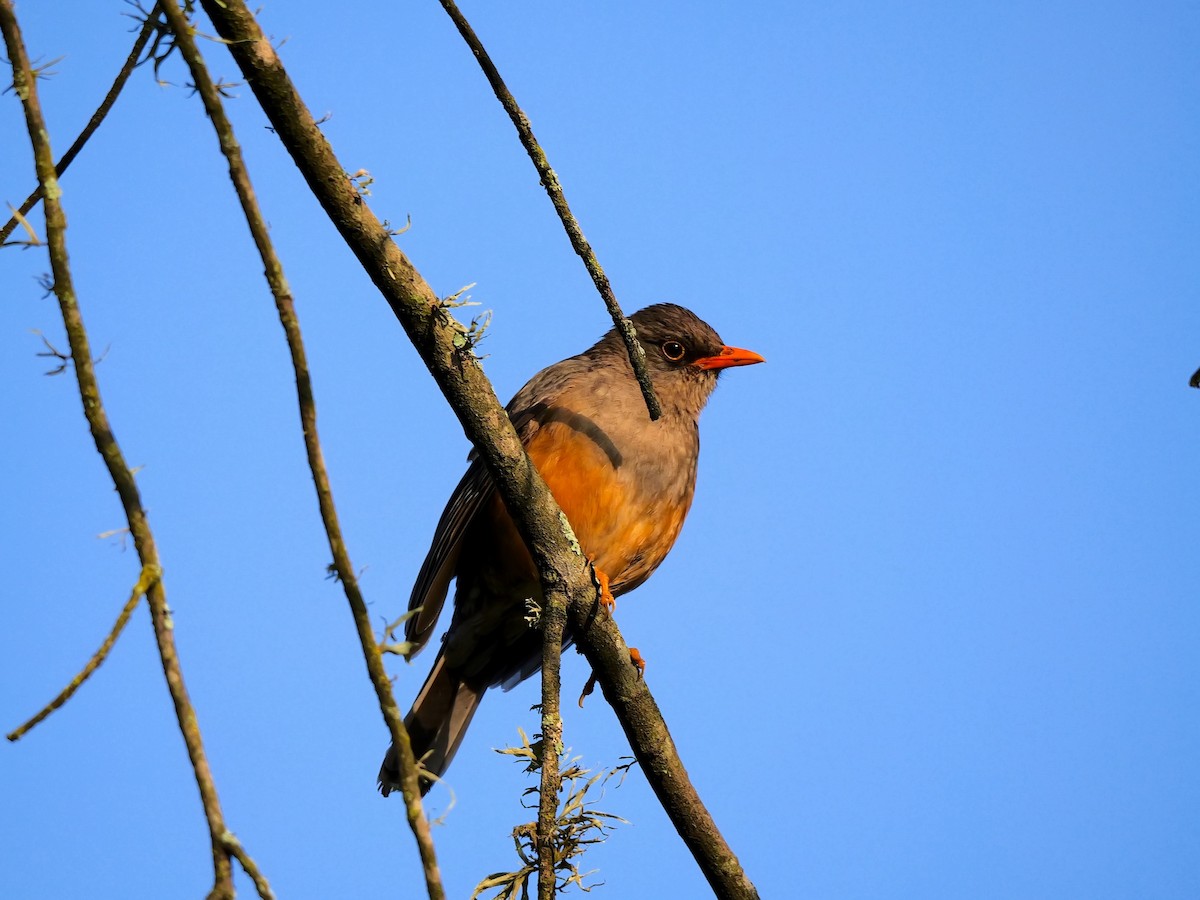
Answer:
[436, 0, 662, 422]
[537, 564, 567, 900]
[0, 4, 266, 897]
[565, 596, 759, 898]
[157, 0, 444, 893]
[218, 831, 274, 900]
[7, 565, 159, 742]
[0, 3, 164, 245]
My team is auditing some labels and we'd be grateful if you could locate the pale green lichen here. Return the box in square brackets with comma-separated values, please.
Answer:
[558, 510, 581, 555]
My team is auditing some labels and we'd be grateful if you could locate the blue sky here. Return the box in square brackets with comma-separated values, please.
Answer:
[3, 2, 1198, 898]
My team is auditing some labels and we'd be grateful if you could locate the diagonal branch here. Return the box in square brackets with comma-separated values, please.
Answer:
[436, 0, 662, 423]
[0, 5, 271, 899]
[156, 1, 444, 895]
[0, 3, 164, 245]
[194, 1, 759, 897]
[7, 565, 158, 742]
[564, 598, 758, 899]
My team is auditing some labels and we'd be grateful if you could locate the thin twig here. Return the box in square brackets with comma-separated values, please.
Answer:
[157, 1, 443, 896]
[0, 6, 253, 898]
[0, 3, 164, 245]
[7, 565, 159, 742]
[537, 580, 568, 900]
[436, 0, 662, 422]
[432, 8, 661, 880]
[219, 831, 275, 900]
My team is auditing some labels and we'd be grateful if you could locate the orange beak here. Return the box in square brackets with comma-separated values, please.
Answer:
[693, 345, 766, 371]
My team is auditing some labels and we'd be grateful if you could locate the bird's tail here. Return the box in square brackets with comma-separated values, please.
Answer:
[378, 653, 484, 797]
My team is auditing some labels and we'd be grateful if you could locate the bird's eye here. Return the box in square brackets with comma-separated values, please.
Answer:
[661, 340, 686, 362]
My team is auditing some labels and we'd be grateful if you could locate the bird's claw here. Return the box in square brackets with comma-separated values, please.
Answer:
[577, 647, 645, 708]
[578, 672, 598, 707]
[589, 560, 615, 615]
[629, 647, 645, 680]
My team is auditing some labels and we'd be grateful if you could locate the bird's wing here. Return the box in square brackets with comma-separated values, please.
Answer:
[403, 378, 562, 658]
[403, 459, 495, 656]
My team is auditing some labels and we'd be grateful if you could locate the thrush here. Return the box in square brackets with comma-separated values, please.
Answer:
[379, 303, 763, 796]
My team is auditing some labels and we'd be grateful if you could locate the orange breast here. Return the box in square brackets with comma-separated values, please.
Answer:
[525, 420, 688, 592]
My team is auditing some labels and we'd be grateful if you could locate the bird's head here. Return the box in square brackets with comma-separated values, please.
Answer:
[612, 303, 765, 417]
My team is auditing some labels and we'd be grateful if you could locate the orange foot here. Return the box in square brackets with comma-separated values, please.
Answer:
[629, 647, 645, 680]
[589, 561, 614, 614]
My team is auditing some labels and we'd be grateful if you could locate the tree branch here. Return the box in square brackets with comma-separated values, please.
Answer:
[0, 3, 163, 245]
[194, 1, 758, 896]
[0, 5, 270, 898]
[566, 601, 759, 899]
[156, 1, 444, 895]
[436, 0, 661, 423]
[537, 572, 568, 900]
[7, 565, 158, 742]
[218, 831, 274, 900]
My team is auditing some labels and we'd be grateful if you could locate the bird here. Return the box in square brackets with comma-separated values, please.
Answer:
[378, 303, 763, 796]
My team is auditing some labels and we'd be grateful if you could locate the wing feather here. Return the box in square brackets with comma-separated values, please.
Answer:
[403, 460, 494, 656]
[403, 368, 567, 657]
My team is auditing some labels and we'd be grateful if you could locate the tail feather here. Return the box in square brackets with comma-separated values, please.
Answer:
[378, 654, 484, 797]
